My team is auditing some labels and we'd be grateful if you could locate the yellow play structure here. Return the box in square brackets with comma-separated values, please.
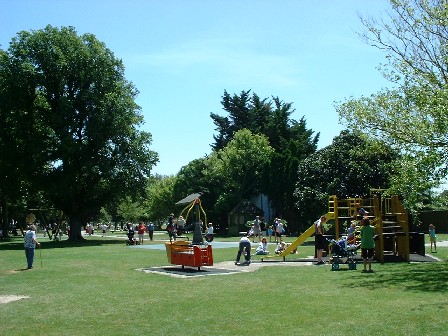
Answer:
[266, 191, 411, 263]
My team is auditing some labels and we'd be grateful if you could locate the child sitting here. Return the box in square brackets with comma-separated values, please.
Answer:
[275, 242, 286, 254]
[255, 237, 269, 255]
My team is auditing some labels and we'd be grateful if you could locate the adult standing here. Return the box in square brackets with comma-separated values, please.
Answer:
[101, 223, 108, 237]
[166, 213, 176, 242]
[146, 222, 154, 241]
[176, 216, 185, 236]
[137, 222, 146, 245]
[360, 217, 375, 273]
[314, 215, 326, 265]
[252, 216, 261, 242]
[275, 219, 284, 243]
[205, 223, 214, 242]
[24, 225, 40, 269]
[235, 234, 251, 265]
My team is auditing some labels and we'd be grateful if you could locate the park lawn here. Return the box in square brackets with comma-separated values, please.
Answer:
[0, 234, 447, 336]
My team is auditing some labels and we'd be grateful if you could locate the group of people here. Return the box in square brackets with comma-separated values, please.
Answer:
[19, 210, 442, 271]
[126, 222, 155, 244]
[166, 213, 186, 241]
[165, 213, 214, 243]
[249, 216, 285, 243]
[235, 234, 299, 265]
[314, 214, 376, 272]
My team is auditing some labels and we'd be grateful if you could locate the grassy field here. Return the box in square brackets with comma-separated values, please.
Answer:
[1, 231, 447, 336]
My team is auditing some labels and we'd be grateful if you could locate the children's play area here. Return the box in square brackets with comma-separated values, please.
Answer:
[262, 191, 429, 267]
[143, 190, 435, 277]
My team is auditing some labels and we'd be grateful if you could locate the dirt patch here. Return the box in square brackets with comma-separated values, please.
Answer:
[0, 295, 29, 304]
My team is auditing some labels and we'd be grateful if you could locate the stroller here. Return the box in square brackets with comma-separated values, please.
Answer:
[328, 237, 360, 270]
[125, 229, 139, 245]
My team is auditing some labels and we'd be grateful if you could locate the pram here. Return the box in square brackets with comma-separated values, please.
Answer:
[125, 230, 139, 245]
[328, 237, 360, 270]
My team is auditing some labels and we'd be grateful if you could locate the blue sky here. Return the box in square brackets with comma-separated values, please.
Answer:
[1, 0, 393, 176]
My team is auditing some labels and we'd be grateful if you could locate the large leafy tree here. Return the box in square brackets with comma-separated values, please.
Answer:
[210, 129, 274, 201]
[145, 175, 178, 223]
[336, 0, 448, 211]
[173, 157, 223, 224]
[294, 131, 398, 228]
[210, 90, 318, 226]
[173, 130, 273, 230]
[0, 26, 158, 241]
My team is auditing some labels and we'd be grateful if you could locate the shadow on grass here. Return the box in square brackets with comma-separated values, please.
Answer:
[347, 262, 448, 293]
[0, 238, 125, 251]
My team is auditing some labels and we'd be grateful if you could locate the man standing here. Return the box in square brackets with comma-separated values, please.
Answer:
[314, 215, 327, 265]
[24, 225, 40, 269]
[146, 222, 154, 241]
[252, 216, 261, 242]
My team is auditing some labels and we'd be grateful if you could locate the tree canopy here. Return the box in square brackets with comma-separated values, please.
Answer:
[0, 25, 158, 240]
[336, 0, 448, 211]
[210, 90, 319, 228]
[294, 131, 398, 227]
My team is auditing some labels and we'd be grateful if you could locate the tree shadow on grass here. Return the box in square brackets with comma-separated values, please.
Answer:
[347, 262, 448, 293]
[0, 238, 125, 251]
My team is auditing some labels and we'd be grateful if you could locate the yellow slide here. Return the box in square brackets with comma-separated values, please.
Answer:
[268, 212, 335, 258]
[276, 223, 315, 257]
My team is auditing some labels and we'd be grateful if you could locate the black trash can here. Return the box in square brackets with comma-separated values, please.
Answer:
[409, 232, 425, 256]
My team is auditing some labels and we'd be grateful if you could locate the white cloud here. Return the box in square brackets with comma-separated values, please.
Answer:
[123, 36, 304, 88]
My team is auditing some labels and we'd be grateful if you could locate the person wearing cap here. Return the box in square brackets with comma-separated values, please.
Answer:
[314, 215, 327, 265]
[24, 225, 40, 269]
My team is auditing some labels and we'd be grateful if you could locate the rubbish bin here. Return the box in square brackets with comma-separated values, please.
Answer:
[409, 232, 425, 255]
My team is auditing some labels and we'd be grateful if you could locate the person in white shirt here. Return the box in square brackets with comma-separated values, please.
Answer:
[275, 219, 284, 242]
[205, 223, 214, 242]
[255, 237, 269, 255]
[24, 225, 40, 269]
[252, 216, 261, 242]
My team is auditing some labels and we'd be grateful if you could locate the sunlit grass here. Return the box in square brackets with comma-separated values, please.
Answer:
[0, 233, 447, 336]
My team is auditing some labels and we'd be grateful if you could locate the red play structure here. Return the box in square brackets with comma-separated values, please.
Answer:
[165, 241, 213, 270]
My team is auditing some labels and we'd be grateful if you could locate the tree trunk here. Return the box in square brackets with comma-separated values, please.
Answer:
[1, 195, 9, 238]
[67, 216, 85, 242]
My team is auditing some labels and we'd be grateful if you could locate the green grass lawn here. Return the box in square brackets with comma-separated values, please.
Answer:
[0, 232, 447, 336]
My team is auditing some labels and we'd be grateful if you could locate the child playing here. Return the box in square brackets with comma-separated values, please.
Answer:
[267, 225, 274, 242]
[275, 241, 286, 254]
[347, 222, 356, 244]
[429, 224, 437, 253]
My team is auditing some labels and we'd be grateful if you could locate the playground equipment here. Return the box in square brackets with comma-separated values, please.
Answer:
[164, 193, 214, 270]
[176, 193, 207, 245]
[327, 191, 411, 263]
[165, 241, 213, 270]
[264, 191, 415, 263]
